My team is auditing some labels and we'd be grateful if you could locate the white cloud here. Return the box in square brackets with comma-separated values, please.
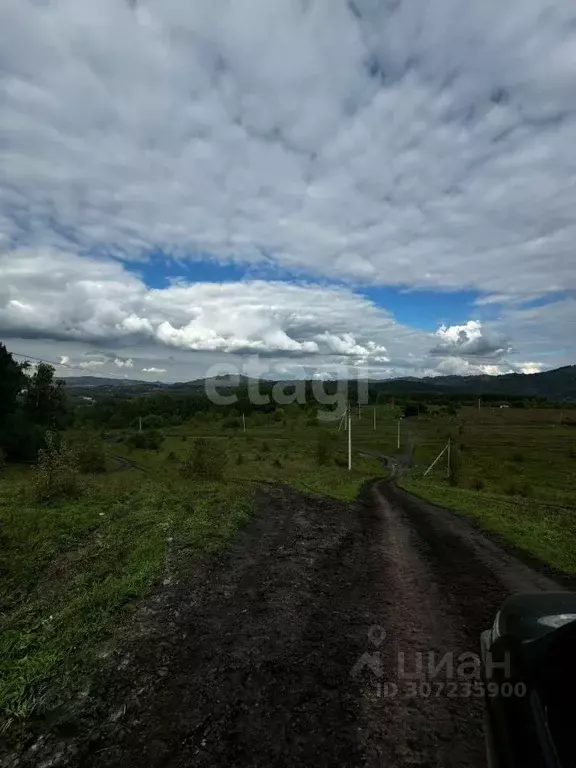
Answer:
[142, 367, 167, 374]
[0, 0, 575, 300]
[431, 320, 510, 360]
[0, 249, 416, 361]
[114, 357, 134, 368]
[77, 360, 105, 370]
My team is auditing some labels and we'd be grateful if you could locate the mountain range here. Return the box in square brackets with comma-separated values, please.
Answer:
[60, 366, 576, 402]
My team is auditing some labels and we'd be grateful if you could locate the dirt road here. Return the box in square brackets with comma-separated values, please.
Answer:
[9, 481, 560, 768]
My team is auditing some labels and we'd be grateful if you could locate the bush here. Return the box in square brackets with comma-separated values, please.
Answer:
[75, 436, 106, 474]
[142, 414, 165, 430]
[125, 429, 164, 451]
[31, 432, 79, 503]
[180, 438, 224, 480]
[0, 414, 46, 463]
[317, 430, 336, 466]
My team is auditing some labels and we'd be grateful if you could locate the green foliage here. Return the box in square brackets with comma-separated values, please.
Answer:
[141, 414, 165, 429]
[74, 436, 106, 474]
[317, 429, 336, 466]
[31, 432, 80, 503]
[23, 363, 68, 428]
[0, 343, 27, 422]
[180, 438, 224, 480]
[0, 414, 46, 463]
[125, 429, 164, 450]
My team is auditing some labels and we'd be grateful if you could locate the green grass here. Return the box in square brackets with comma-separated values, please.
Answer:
[1, 415, 385, 722]
[399, 475, 576, 575]
[397, 405, 576, 575]
[0, 470, 252, 721]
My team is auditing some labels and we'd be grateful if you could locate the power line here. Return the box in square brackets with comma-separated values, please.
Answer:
[10, 351, 129, 380]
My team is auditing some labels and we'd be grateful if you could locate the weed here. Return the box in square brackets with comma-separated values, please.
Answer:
[31, 432, 80, 503]
[180, 438, 225, 480]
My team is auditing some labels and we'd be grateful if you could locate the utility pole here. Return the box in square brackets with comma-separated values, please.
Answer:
[348, 407, 352, 471]
[478, 397, 481, 411]
[397, 417, 402, 450]
[447, 437, 451, 479]
[424, 439, 450, 477]
[242, 413, 246, 432]
[358, 403, 361, 419]
[139, 415, 142, 433]
[373, 407, 376, 431]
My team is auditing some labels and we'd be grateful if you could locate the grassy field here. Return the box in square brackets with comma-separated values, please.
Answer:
[397, 406, 576, 574]
[0, 415, 382, 723]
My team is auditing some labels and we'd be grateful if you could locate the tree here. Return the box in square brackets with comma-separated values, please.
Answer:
[0, 343, 27, 422]
[23, 363, 68, 428]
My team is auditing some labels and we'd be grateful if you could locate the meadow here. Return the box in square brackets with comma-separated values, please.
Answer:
[394, 405, 576, 574]
[0, 409, 382, 724]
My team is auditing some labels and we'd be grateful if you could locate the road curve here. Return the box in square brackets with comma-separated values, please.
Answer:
[14, 481, 561, 768]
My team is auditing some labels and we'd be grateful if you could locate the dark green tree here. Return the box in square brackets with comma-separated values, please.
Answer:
[23, 363, 68, 428]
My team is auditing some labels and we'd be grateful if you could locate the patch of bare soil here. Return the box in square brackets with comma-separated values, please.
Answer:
[2, 481, 560, 768]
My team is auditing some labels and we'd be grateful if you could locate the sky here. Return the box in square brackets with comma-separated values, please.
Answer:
[1, 0, 575, 382]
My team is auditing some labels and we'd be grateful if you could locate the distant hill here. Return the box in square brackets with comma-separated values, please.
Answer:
[369, 366, 576, 401]
[60, 376, 161, 388]
[58, 365, 576, 402]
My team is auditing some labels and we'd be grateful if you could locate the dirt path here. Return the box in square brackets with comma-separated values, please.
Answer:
[6, 481, 560, 768]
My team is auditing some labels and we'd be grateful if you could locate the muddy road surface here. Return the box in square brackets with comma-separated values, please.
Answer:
[9, 482, 560, 768]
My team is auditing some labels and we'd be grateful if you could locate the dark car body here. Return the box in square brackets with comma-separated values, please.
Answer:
[481, 593, 576, 768]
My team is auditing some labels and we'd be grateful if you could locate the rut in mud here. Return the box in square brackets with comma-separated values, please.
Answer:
[5, 481, 560, 768]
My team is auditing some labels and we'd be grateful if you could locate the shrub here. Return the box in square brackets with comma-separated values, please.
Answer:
[334, 455, 348, 468]
[180, 438, 224, 480]
[31, 432, 79, 503]
[125, 429, 164, 451]
[75, 436, 106, 474]
[142, 414, 165, 429]
[317, 429, 336, 466]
